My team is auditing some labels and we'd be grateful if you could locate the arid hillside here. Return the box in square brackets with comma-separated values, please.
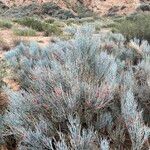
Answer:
[1, 0, 149, 16]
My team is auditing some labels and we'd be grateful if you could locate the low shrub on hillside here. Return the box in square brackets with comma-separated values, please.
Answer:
[13, 27, 36, 36]
[1, 25, 150, 149]
[14, 17, 62, 36]
[44, 24, 62, 36]
[0, 19, 12, 29]
[75, 3, 95, 18]
[14, 17, 45, 31]
[42, 2, 76, 19]
[114, 13, 150, 43]
[44, 17, 56, 24]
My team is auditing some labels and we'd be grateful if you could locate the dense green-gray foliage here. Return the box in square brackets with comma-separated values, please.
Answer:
[114, 14, 150, 43]
[1, 25, 150, 149]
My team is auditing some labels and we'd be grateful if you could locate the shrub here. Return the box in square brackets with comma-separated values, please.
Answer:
[4, 41, 51, 88]
[15, 17, 62, 36]
[44, 17, 56, 24]
[14, 17, 45, 31]
[75, 3, 95, 18]
[13, 27, 36, 36]
[52, 21, 67, 28]
[0, 19, 12, 29]
[115, 20, 136, 41]
[42, 2, 75, 19]
[2, 25, 150, 149]
[114, 13, 150, 43]
[121, 87, 150, 150]
[43, 24, 62, 36]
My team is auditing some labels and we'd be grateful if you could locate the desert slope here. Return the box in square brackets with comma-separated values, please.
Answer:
[0, 0, 145, 16]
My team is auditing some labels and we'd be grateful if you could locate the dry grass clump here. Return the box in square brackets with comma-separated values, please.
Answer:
[0, 38, 10, 51]
[13, 27, 37, 36]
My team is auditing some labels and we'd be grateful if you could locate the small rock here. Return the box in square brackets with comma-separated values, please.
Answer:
[136, 3, 150, 11]
[107, 6, 120, 16]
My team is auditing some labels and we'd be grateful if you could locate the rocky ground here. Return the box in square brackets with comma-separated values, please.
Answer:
[0, 0, 150, 18]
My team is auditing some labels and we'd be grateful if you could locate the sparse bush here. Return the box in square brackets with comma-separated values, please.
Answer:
[52, 21, 67, 28]
[65, 18, 77, 25]
[114, 13, 150, 43]
[0, 19, 12, 29]
[64, 25, 77, 36]
[13, 27, 36, 36]
[78, 17, 95, 23]
[14, 17, 45, 31]
[45, 17, 56, 24]
[15, 17, 62, 36]
[43, 24, 63, 36]
[1, 25, 150, 149]
[75, 3, 95, 18]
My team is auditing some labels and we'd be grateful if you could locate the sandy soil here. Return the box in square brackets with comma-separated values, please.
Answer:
[0, 29, 51, 47]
